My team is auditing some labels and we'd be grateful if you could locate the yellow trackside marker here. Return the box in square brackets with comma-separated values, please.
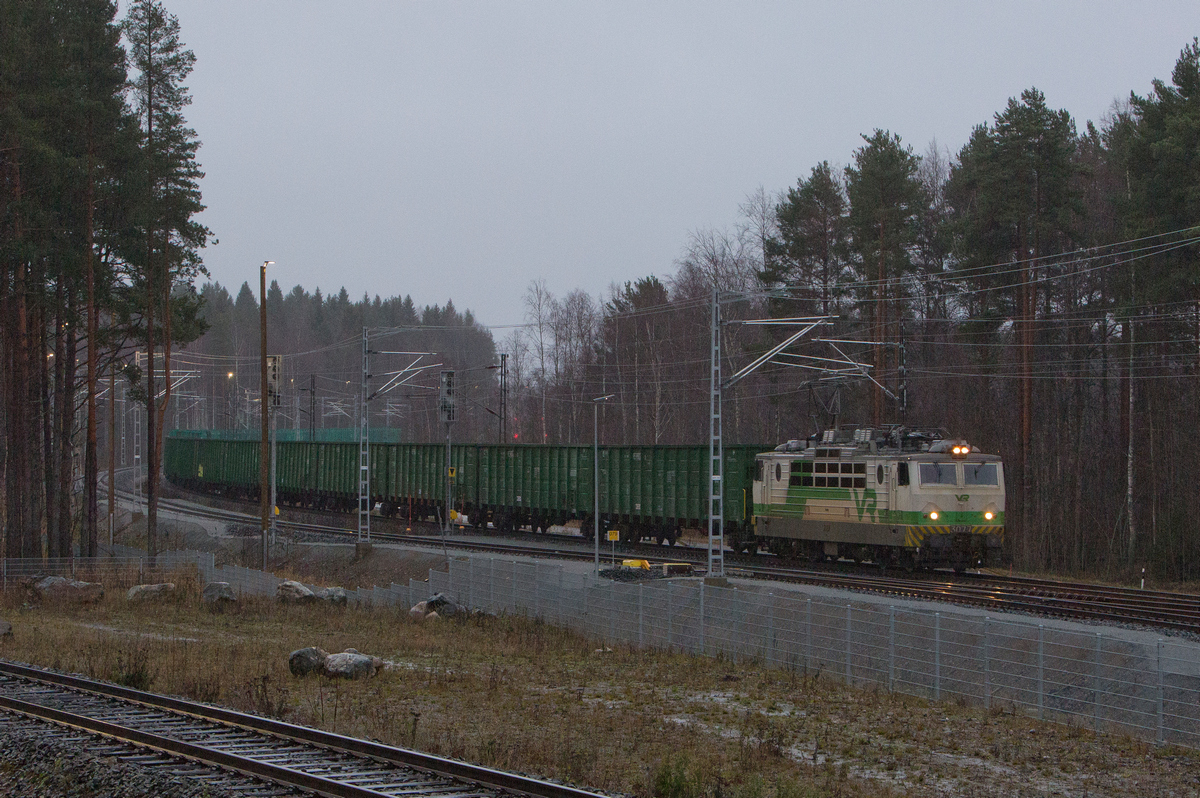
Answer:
[607, 530, 620, 541]
[198, 465, 204, 478]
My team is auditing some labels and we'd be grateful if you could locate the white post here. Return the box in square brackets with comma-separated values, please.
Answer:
[935, 611, 942, 701]
[1157, 639, 1165, 745]
[983, 616, 991, 709]
[667, 581, 673, 650]
[1037, 624, 1045, 720]
[766, 593, 774, 667]
[805, 597, 813, 672]
[844, 604, 852, 684]
[888, 605, 896, 693]
[638, 584, 644, 648]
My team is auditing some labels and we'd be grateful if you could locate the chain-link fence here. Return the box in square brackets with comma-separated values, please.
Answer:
[5, 548, 1196, 749]
[429, 556, 1200, 750]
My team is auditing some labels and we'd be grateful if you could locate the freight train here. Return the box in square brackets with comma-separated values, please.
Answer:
[164, 426, 1004, 569]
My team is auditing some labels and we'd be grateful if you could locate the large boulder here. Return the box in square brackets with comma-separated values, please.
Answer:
[33, 576, 103, 604]
[277, 580, 316, 604]
[288, 647, 328, 677]
[425, 592, 460, 616]
[410, 593, 464, 621]
[323, 651, 378, 680]
[315, 586, 348, 606]
[202, 582, 237, 609]
[126, 583, 176, 603]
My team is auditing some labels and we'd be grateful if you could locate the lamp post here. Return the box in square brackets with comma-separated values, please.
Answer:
[260, 260, 274, 570]
[593, 394, 614, 578]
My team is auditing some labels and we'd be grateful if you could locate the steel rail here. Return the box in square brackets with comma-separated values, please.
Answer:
[0, 661, 606, 798]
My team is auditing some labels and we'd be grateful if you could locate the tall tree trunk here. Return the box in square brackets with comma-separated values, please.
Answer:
[85, 145, 99, 557]
[48, 285, 68, 558]
[55, 292, 78, 560]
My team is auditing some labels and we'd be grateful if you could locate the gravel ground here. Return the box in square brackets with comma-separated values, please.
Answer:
[0, 715, 263, 798]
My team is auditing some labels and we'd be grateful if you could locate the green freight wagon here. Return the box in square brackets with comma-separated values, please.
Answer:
[165, 432, 767, 545]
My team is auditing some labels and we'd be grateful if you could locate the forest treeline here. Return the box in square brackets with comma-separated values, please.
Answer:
[2, 1, 1198, 581]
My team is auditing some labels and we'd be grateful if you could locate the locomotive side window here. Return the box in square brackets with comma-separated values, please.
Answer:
[964, 463, 998, 485]
[876, 465, 884, 484]
[775, 464, 782, 481]
[897, 463, 909, 486]
[755, 460, 763, 481]
[919, 463, 958, 485]
[789, 461, 813, 487]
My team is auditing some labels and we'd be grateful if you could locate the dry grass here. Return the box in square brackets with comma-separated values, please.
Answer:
[0, 561, 1197, 798]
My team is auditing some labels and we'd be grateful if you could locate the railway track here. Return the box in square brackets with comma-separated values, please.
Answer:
[0, 660, 605, 798]
[138, 484, 1200, 635]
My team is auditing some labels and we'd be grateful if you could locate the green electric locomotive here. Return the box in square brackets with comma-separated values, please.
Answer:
[751, 426, 1005, 570]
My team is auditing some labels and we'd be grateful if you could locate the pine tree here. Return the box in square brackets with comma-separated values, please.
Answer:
[122, 0, 209, 563]
[845, 130, 925, 426]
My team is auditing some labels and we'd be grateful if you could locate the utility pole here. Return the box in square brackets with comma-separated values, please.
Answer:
[499, 353, 507, 444]
[259, 260, 273, 570]
[358, 328, 370, 541]
[710, 291, 835, 577]
[440, 370, 456, 532]
[708, 286, 724, 579]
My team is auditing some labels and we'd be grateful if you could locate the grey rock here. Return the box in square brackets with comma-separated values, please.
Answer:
[33, 576, 103, 604]
[288, 647, 329, 677]
[277, 580, 316, 604]
[202, 581, 237, 608]
[424, 592, 465, 617]
[126, 583, 176, 602]
[323, 651, 377, 679]
[315, 586, 348, 606]
[409, 600, 429, 620]
[0, 620, 11, 638]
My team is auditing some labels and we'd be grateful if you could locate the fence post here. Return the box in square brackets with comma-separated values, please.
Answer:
[1037, 624, 1045, 720]
[699, 581, 706, 656]
[512, 560, 518, 614]
[934, 611, 941, 701]
[604, 578, 614, 648]
[534, 563, 540, 619]
[805, 597, 813, 672]
[845, 604, 852, 684]
[558, 566, 564, 624]
[468, 558, 474, 610]
[888, 605, 895, 693]
[667, 582, 673, 650]
[983, 616, 991, 709]
[1157, 639, 1164, 745]
[1093, 632, 1101, 734]
[766, 593, 775, 667]
[489, 558, 495, 613]
[638, 584, 644, 648]
[3, 559, 6, 592]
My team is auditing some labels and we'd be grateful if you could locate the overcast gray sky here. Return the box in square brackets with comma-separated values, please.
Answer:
[152, 1, 1198, 326]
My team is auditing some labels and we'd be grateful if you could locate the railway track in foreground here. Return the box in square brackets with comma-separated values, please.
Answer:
[0, 660, 605, 798]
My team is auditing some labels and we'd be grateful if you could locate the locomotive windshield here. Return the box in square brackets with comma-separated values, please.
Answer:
[919, 463, 958, 485]
[964, 463, 999, 485]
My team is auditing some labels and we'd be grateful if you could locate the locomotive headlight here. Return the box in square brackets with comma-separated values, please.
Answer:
[984, 511, 994, 521]
[929, 511, 939, 521]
